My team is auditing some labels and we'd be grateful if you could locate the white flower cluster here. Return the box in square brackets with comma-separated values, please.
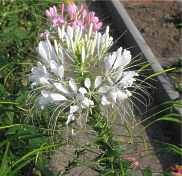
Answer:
[30, 24, 138, 125]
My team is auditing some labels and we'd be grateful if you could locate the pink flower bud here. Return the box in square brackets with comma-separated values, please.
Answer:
[71, 20, 84, 29]
[81, 8, 88, 18]
[67, 3, 77, 18]
[171, 165, 182, 176]
[46, 6, 57, 18]
[123, 156, 140, 169]
[40, 31, 49, 39]
[93, 22, 103, 32]
[60, 3, 64, 17]
[52, 16, 64, 27]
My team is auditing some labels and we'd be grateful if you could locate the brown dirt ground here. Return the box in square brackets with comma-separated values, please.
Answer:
[122, 0, 182, 66]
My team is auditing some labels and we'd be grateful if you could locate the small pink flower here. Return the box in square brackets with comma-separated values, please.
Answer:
[40, 31, 49, 39]
[93, 21, 103, 32]
[84, 11, 103, 32]
[66, 3, 78, 18]
[60, 3, 64, 17]
[123, 156, 140, 168]
[46, 6, 57, 18]
[79, 4, 88, 18]
[71, 19, 84, 29]
[52, 16, 64, 27]
[171, 165, 182, 176]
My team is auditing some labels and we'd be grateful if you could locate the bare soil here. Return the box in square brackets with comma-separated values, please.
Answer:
[123, 0, 182, 66]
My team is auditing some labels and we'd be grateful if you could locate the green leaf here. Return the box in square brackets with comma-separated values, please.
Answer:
[143, 167, 152, 176]
[0, 142, 11, 176]
[145, 68, 175, 80]
[162, 143, 182, 156]
[12, 144, 57, 169]
[0, 124, 21, 130]
[156, 114, 182, 124]
[0, 84, 8, 97]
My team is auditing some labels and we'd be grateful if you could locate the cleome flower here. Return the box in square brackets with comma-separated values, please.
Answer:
[30, 30, 137, 125]
[46, 5, 64, 27]
[96, 47, 138, 106]
[30, 39, 95, 125]
[30, 2, 139, 127]
[39, 77, 94, 125]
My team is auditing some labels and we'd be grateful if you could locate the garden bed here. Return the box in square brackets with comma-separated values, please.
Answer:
[0, 1, 181, 175]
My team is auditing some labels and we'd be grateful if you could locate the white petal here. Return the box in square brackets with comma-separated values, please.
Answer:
[88, 99, 94, 106]
[58, 65, 64, 79]
[123, 49, 132, 66]
[50, 93, 67, 101]
[88, 23, 93, 39]
[81, 99, 89, 108]
[69, 78, 77, 93]
[79, 87, 87, 95]
[115, 48, 131, 69]
[110, 91, 117, 103]
[96, 32, 101, 55]
[117, 91, 128, 100]
[84, 78, 91, 89]
[41, 90, 49, 98]
[38, 40, 56, 63]
[54, 82, 69, 94]
[54, 39, 58, 55]
[42, 66, 48, 74]
[66, 113, 75, 125]
[67, 26, 73, 39]
[81, 97, 94, 108]
[113, 47, 123, 69]
[38, 96, 50, 109]
[58, 26, 64, 39]
[105, 47, 131, 71]
[31, 66, 38, 74]
[31, 82, 37, 88]
[70, 105, 79, 114]
[101, 96, 111, 106]
[81, 45, 85, 63]
[94, 76, 102, 89]
[38, 41, 49, 63]
[126, 90, 132, 97]
[50, 60, 58, 73]
[98, 86, 110, 94]
[39, 77, 49, 84]
[119, 71, 137, 88]
[91, 36, 96, 56]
